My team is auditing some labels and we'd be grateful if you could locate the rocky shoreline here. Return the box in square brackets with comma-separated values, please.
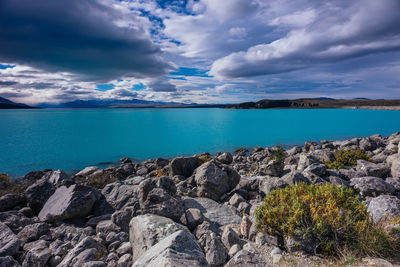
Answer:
[1, 132, 400, 267]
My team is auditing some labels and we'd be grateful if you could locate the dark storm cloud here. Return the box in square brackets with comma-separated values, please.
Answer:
[147, 78, 177, 92]
[210, 0, 400, 79]
[0, 0, 171, 81]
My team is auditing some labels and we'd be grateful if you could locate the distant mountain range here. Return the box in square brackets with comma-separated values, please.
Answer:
[226, 98, 400, 109]
[38, 99, 226, 109]
[0, 97, 36, 109]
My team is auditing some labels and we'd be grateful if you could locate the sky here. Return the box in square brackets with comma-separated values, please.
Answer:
[0, 0, 400, 105]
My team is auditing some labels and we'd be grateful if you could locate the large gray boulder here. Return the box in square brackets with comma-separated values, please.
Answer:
[129, 214, 186, 262]
[356, 160, 390, 178]
[196, 230, 227, 266]
[195, 161, 240, 201]
[38, 184, 97, 222]
[367, 195, 400, 222]
[216, 152, 233, 165]
[132, 230, 209, 267]
[0, 211, 34, 233]
[0, 222, 20, 257]
[169, 157, 200, 178]
[350, 177, 395, 197]
[183, 198, 241, 229]
[25, 170, 72, 213]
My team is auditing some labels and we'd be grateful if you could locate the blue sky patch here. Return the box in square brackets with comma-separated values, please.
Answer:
[170, 67, 210, 77]
[132, 83, 146, 91]
[0, 64, 16, 70]
[96, 84, 115, 91]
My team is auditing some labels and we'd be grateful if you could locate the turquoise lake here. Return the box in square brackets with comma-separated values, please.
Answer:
[1, 108, 399, 177]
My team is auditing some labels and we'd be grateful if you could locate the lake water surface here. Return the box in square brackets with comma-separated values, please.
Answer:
[1, 108, 399, 176]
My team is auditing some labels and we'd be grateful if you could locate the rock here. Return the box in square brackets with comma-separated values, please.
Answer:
[38, 184, 98, 222]
[116, 242, 131, 256]
[96, 220, 121, 237]
[287, 146, 302, 156]
[26, 170, 72, 214]
[359, 257, 394, 267]
[132, 230, 208, 267]
[22, 240, 51, 267]
[87, 214, 112, 227]
[83, 261, 106, 267]
[228, 244, 241, 258]
[282, 170, 309, 185]
[100, 176, 144, 211]
[129, 214, 186, 262]
[303, 163, 327, 177]
[169, 157, 200, 178]
[48, 255, 62, 267]
[270, 247, 283, 255]
[0, 256, 20, 267]
[221, 227, 241, 250]
[75, 166, 101, 177]
[259, 160, 284, 177]
[255, 232, 278, 247]
[111, 210, 133, 233]
[0, 211, 34, 233]
[284, 230, 317, 254]
[356, 160, 390, 178]
[224, 248, 271, 267]
[19, 207, 33, 218]
[329, 176, 350, 187]
[350, 177, 395, 197]
[117, 254, 132, 267]
[216, 152, 233, 165]
[385, 177, 400, 192]
[183, 198, 241, 229]
[185, 208, 204, 231]
[240, 216, 252, 238]
[259, 177, 288, 196]
[195, 161, 240, 201]
[196, 230, 227, 266]
[0, 194, 26, 212]
[17, 223, 50, 245]
[137, 177, 184, 222]
[388, 154, 400, 177]
[367, 195, 400, 222]
[297, 154, 318, 170]
[0, 222, 20, 257]
[360, 138, 378, 151]
[58, 237, 106, 267]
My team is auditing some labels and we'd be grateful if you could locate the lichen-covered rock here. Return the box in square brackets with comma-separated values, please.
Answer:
[132, 230, 208, 267]
[0, 222, 20, 257]
[350, 177, 395, 197]
[58, 237, 106, 267]
[196, 230, 227, 266]
[129, 214, 186, 262]
[17, 223, 50, 245]
[259, 177, 288, 196]
[0, 256, 20, 267]
[367, 195, 400, 222]
[38, 184, 98, 222]
[22, 240, 51, 267]
[183, 198, 241, 229]
[356, 160, 390, 178]
[195, 161, 240, 201]
[216, 152, 233, 164]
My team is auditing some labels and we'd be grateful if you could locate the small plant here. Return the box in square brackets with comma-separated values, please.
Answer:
[0, 173, 11, 184]
[0, 174, 25, 197]
[198, 155, 212, 165]
[272, 145, 286, 163]
[394, 146, 399, 153]
[154, 169, 165, 178]
[324, 149, 371, 169]
[75, 172, 118, 189]
[255, 183, 400, 258]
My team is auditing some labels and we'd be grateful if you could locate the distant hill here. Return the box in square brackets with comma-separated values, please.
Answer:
[38, 99, 226, 109]
[227, 98, 400, 109]
[0, 96, 36, 109]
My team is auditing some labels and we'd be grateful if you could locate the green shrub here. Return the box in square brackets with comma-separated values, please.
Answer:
[198, 155, 213, 165]
[255, 183, 400, 258]
[272, 145, 286, 163]
[395, 146, 399, 153]
[75, 172, 118, 189]
[0, 174, 25, 197]
[324, 149, 371, 169]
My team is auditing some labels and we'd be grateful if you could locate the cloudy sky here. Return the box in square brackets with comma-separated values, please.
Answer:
[0, 0, 400, 105]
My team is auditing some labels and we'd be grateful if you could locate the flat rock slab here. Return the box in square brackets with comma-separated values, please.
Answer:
[132, 230, 209, 267]
[38, 184, 97, 222]
[183, 198, 241, 229]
